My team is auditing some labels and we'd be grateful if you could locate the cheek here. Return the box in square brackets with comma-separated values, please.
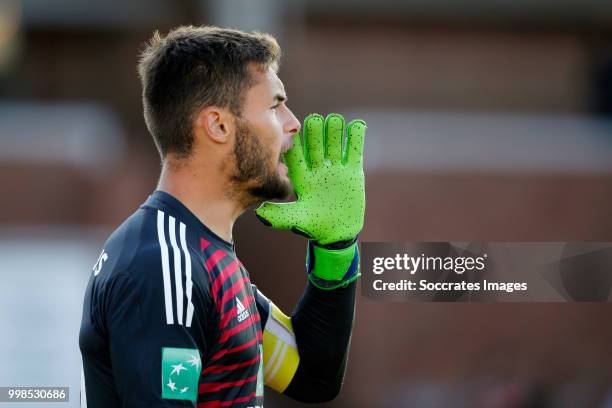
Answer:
[248, 112, 284, 161]
[263, 115, 284, 158]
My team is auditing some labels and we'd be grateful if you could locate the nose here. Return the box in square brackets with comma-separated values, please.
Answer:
[284, 107, 301, 135]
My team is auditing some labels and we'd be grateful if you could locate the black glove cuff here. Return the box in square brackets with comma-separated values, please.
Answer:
[313, 235, 358, 250]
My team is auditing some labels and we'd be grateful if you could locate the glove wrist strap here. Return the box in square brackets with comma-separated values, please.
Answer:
[306, 241, 360, 290]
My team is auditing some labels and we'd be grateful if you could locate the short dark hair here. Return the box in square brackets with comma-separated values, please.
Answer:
[137, 25, 281, 158]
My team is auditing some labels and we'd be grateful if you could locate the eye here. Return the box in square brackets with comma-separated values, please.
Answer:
[271, 103, 280, 111]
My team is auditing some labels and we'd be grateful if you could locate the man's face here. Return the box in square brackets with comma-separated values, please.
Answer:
[230, 65, 301, 202]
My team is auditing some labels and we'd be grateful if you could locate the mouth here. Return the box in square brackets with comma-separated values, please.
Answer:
[279, 145, 290, 164]
[277, 139, 293, 174]
[280, 137, 294, 157]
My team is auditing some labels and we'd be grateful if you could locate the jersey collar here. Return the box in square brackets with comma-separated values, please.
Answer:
[142, 190, 235, 251]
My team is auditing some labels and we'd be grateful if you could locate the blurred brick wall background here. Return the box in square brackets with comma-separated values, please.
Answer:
[2, 1, 612, 406]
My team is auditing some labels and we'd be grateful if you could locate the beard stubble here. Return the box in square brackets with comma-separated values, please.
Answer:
[229, 119, 292, 205]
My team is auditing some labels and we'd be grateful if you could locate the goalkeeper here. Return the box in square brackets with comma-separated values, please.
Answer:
[79, 25, 365, 407]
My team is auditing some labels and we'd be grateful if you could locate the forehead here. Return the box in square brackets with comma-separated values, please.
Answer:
[248, 65, 285, 97]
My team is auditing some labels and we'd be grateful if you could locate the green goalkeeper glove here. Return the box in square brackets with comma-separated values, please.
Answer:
[255, 113, 366, 245]
[255, 113, 366, 289]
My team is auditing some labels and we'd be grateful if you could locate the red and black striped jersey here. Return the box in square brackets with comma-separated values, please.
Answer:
[80, 191, 270, 408]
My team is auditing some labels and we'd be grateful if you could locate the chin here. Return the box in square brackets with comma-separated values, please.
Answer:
[247, 174, 292, 202]
[277, 160, 288, 176]
[277, 170, 294, 196]
[273, 177, 293, 200]
[273, 163, 293, 197]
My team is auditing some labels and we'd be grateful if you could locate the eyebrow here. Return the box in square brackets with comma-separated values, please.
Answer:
[273, 93, 287, 104]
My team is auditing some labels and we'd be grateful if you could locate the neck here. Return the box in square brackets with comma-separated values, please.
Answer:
[157, 159, 245, 243]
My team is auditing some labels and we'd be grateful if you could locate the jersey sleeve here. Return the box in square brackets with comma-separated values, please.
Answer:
[105, 262, 211, 407]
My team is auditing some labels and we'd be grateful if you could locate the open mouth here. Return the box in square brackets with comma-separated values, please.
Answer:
[278, 140, 292, 169]
[278, 154, 288, 174]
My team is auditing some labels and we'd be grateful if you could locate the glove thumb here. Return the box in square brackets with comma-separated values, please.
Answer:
[255, 201, 303, 231]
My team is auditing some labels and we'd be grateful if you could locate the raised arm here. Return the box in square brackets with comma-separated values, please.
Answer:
[255, 113, 366, 402]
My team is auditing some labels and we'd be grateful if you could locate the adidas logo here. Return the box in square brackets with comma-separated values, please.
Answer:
[236, 297, 250, 323]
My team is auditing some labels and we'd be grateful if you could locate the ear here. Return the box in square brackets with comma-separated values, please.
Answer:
[194, 106, 236, 144]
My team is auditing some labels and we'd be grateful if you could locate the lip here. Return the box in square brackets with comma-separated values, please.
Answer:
[282, 137, 294, 153]
[279, 147, 290, 163]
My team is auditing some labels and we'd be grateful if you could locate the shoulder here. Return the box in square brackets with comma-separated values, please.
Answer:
[91, 207, 212, 302]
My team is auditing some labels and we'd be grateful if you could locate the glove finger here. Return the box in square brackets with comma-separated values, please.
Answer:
[284, 132, 308, 187]
[344, 119, 366, 167]
[303, 113, 324, 168]
[324, 113, 345, 164]
[254, 201, 302, 230]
